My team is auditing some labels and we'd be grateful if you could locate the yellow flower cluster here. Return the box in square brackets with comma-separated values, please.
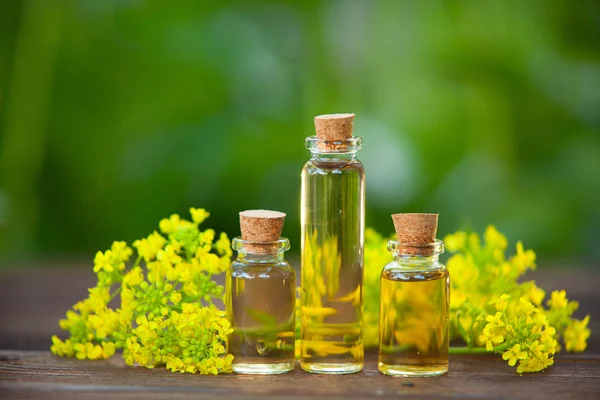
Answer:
[363, 228, 393, 347]
[477, 296, 557, 373]
[51, 208, 234, 375]
[445, 226, 590, 373]
[361, 225, 590, 374]
[123, 303, 233, 374]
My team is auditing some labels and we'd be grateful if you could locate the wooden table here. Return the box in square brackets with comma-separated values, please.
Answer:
[1, 265, 599, 399]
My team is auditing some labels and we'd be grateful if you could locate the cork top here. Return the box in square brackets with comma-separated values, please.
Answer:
[391, 213, 438, 255]
[239, 210, 286, 242]
[314, 113, 355, 141]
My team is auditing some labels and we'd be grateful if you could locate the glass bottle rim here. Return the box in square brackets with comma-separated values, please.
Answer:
[387, 239, 445, 255]
[305, 136, 362, 154]
[232, 237, 290, 253]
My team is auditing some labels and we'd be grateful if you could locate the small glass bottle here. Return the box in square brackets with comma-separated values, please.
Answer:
[378, 213, 450, 377]
[300, 113, 365, 374]
[226, 210, 296, 374]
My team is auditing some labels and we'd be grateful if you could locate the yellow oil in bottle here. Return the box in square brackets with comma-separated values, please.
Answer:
[300, 157, 365, 374]
[227, 260, 296, 374]
[378, 267, 449, 376]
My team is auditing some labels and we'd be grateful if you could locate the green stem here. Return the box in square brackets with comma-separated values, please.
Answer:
[109, 287, 122, 302]
[449, 346, 489, 355]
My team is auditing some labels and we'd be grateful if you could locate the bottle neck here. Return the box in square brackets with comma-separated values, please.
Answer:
[231, 237, 290, 264]
[305, 136, 362, 162]
[236, 251, 285, 263]
[311, 151, 358, 162]
[387, 239, 444, 266]
[392, 253, 440, 265]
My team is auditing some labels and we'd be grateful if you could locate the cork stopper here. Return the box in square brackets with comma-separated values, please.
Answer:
[239, 210, 286, 253]
[314, 113, 355, 141]
[392, 213, 438, 256]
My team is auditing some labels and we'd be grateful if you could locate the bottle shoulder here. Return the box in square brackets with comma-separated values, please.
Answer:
[229, 260, 295, 279]
[381, 261, 448, 281]
[302, 158, 365, 175]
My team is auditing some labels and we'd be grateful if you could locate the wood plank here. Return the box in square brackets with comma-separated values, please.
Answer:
[1, 351, 600, 400]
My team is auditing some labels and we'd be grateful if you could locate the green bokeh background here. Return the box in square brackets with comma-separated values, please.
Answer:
[1, 0, 599, 264]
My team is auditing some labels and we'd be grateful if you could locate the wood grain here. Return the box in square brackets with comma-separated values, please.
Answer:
[1, 350, 599, 400]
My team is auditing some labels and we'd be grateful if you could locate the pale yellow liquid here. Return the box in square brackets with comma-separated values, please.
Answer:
[227, 261, 295, 374]
[378, 267, 449, 376]
[301, 158, 365, 374]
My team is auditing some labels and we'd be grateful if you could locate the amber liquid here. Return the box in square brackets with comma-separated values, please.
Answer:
[301, 157, 365, 374]
[378, 267, 449, 376]
[226, 260, 296, 374]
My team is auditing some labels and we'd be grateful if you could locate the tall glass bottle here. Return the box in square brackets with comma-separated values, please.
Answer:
[300, 113, 365, 374]
[226, 210, 296, 374]
[378, 213, 450, 377]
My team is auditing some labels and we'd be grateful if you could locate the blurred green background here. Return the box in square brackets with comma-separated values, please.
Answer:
[0, 0, 599, 265]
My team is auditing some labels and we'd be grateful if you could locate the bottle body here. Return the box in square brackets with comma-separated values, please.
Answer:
[378, 241, 450, 377]
[226, 239, 296, 374]
[300, 147, 365, 374]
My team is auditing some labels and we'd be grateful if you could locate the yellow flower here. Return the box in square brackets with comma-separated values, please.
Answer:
[494, 250, 507, 264]
[479, 326, 505, 351]
[170, 292, 182, 304]
[50, 336, 74, 357]
[484, 226, 508, 251]
[527, 309, 548, 327]
[93, 250, 113, 273]
[517, 298, 535, 316]
[87, 286, 110, 312]
[111, 241, 133, 263]
[564, 316, 590, 352]
[102, 341, 116, 358]
[214, 232, 232, 257]
[181, 303, 196, 315]
[182, 281, 199, 297]
[74, 342, 107, 360]
[517, 353, 554, 373]
[124, 337, 141, 365]
[468, 232, 481, 253]
[134, 232, 166, 262]
[445, 231, 467, 252]
[510, 241, 536, 273]
[123, 267, 144, 287]
[159, 214, 180, 234]
[495, 294, 510, 312]
[59, 310, 79, 330]
[450, 291, 467, 309]
[74, 343, 87, 360]
[522, 282, 545, 306]
[190, 208, 210, 225]
[88, 309, 119, 339]
[547, 290, 568, 310]
[540, 326, 558, 354]
[159, 214, 194, 234]
[157, 243, 182, 266]
[485, 312, 505, 327]
[502, 344, 528, 366]
[165, 355, 186, 373]
[199, 229, 215, 245]
[446, 253, 479, 288]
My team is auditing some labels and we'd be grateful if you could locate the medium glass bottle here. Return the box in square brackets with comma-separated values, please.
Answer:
[300, 113, 365, 374]
[379, 213, 450, 377]
[226, 210, 296, 374]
